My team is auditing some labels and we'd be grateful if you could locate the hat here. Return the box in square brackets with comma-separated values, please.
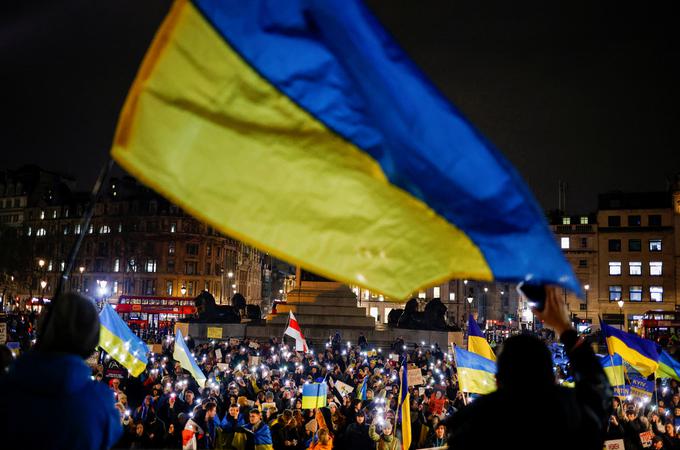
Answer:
[328, 402, 338, 409]
[37, 293, 99, 358]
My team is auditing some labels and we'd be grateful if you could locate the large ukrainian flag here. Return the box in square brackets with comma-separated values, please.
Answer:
[111, 0, 580, 299]
[99, 303, 148, 377]
[455, 347, 496, 395]
[600, 354, 625, 387]
[657, 350, 680, 382]
[468, 315, 496, 361]
[600, 320, 659, 377]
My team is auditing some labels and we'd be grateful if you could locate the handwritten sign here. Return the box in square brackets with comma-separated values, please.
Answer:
[335, 380, 355, 397]
[207, 327, 223, 339]
[604, 439, 625, 450]
[639, 431, 654, 448]
[407, 368, 424, 386]
[217, 363, 229, 372]
[215, 349, 222, 360]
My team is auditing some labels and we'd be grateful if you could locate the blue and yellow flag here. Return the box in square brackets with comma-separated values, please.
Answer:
[600, 320, 659, 377]
[174, 329, 207, 387]
[110, 0, 580, 299]
[468, 315, 496, 361]
[397, 360, 411, 450]
[657, 350, 680, 382]
[600, 354, 625, 387]
[98, 303, 148, 377]
[454, 347, 496, 395]
[356, 376, 368, 400]
[301, 383, 328, 409]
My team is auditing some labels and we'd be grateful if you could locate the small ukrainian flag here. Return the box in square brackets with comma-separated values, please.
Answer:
[301, 383, 328, 409]
[98, 303, 148, 377]
[455, 347, 496, 395]
[468, 315, 496, 361]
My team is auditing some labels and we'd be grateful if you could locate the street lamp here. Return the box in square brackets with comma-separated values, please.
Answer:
[180, 285, 187, 297]
[38, 259, 45, 269]
[617, 300, 625, 330]
[79, 266, 85, 293]
[584, 284, 590, 322]
[40, 280, 47, 290]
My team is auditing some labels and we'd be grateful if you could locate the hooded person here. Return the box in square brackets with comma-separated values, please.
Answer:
[0, 292, 122, 450]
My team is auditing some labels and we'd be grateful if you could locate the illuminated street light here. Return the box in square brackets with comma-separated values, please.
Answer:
[40, 280, 47, 289]
[181, 285, 187, 296]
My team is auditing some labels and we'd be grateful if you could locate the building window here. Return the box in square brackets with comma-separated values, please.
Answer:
[648, 215, 662, 227]
[113, 258, 120, 273]
[650, 286, 663, 302]
[627, 215, 641, 227]
[185, 261, 197, 275]
[649, 240, 662, 252]
[40, 210, 45, 220]
[170, 222, 177, 233]
[418, 291, 426, 299]
[146, 259, 157, 273]
[629, 286, 642, 302]
[63, 225, 69, 235]
[562, 217, 571, 225]
[608, 239, 621, 252]
[64, 208, 69, 218]
[143, 279, 155, 295]
[167, 259, 175, 273]
[88, 224, 94, 234]
[205, 262, 212, 275]
[628, 239, 641, 252]
[650, 262, 663, 276]
[609, 286, 622, 301]
[188, 281, 195, 296]
[27, 226, 32, 236]
[112, 281, 118, 294]
[47, 260, 53, 271]
[52, 210, 57, 219]
[206, 244, 212, 257]
[609, 262, 621, 276]
[580, 216, 588, 225]
[560, 237, 570, 249]
[433, 286, 441, 298]
[117, 223, 122, 233]
[449, 292, 456, 301]
[36, 228, 47, 237]
[608, 216, 621, 227]
[127, 258, 137, 272]
[186, 243, 199, 256]
[168, 242, 176, 255]
[75, 224, 81, 235]
[166, 281, 173, 296]
[629, 262, 642, 276]
[204, 280, 210, 292]
[578, 259, 588, 268]
[580, 237, 588, 249]
[99, 225, 111, 234]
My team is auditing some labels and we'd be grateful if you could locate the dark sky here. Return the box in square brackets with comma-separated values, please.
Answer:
[2, 0, 679, 212]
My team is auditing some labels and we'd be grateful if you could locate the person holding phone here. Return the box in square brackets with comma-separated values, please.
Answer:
[445, 286, 612, 450]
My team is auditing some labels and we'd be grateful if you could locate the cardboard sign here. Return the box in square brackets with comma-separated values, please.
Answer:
[407, 368, 424, 386]
[604, 439, 625, 450]
[207, 327, 223, 339]
[251, 356, 261, 367]
[630, 376, 654, 401]
[0, 322, 6, 345]
[261, 402, 277, 412]
[215, 349, 222, 360]
[639, 431, 654, 448]
[418, 387, 425, 396]
[334, 380, 355, 397]
[217, 363, 229, 372]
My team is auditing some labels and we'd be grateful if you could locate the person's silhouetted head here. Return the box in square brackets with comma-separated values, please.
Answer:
[496, 334, 554, 390]
[36, 292, 100, 358]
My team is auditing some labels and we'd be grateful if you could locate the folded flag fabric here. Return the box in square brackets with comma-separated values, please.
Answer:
[397, 358, 412, 450]
[600, 320, 659, 377]
[283, 312, 308, 353]
[174, 328, 207, 387]
[98, 303, 148, 377]
[468, 315, 496, 361]
[600, 354, 625, 387]
[110, 0, 580, 299]
[301, 383, 328, 409]
[454, 347, 496, 395]
[658, 350, 680, 382]
[356, 376, 368, 400]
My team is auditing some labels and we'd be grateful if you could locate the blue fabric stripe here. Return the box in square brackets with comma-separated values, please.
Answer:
[468, 315, 485, 338]
[600, 353, 623, 368]
[455, 347, 496, 373]
[99, 303, 148, 364]
[601, 321, 659, 362]
[660, 351, 680, 377]
[190, 0, 580, 293]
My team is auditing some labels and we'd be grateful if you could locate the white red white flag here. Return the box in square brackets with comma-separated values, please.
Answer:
[284, 311, 308, 352]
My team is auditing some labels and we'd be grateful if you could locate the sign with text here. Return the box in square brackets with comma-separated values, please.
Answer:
[217, 363, 229, 372]
[613, 385, 631, 399]
[407, 368, 424, 386]
[630, 376, 654, 401]
[215, 349, 223, 360]
[334, 380, 355, 397]
[639, 431, 654, 448]
[604, 440, 625, 450]
[207, 327, 223, 339]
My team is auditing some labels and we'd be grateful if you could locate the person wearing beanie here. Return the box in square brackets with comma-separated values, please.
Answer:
[0, 292, 122, 450]
[444, 286, 611, 450]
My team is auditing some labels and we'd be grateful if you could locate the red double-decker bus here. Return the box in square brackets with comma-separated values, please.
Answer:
[113, 295, 197, 329]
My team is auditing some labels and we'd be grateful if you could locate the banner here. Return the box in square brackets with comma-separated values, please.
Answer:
[207, 327, 223, 339]
[407, 368, 424, 386]
[613, 385, 631, 399]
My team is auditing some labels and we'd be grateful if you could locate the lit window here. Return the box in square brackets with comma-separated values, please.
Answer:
[609, 262, 621, 276]
[36, 228, 47, 237]
[167, 281, 173, 296]
[449, 292, 456, 301]
[629, 286, 642, 302]
[88, 224, 94, 234]
[560, 237, 570, 249]
[40, 210, 45, 220]
[63, 225, 69, 235]
[75, 224, 81, 235]
[146, 259, 157, 273]
[27, 226, 32, 236]
[170, 223, 177, 233]
[433, 286, 441, 298]
[650, 262, 662, 276]
[60, 261, 65, 272]
[169, 242, 175, 255]
[52, 210, 57, 219]
[418, 291, 426, 299]
[113, 258, 120, 273]
[650, 286, 664, 302]
[47, 261, 53, 271]
[113, 281, 118, 294]
[609, 286, 622, 301]
[99, 225, 111, 234]
[629, 262, 642, 276]
[649, 240, 662, 252]
[117, 223, 122, 233]
[562, 217, 571, 225]
[580, 216, 588, 224]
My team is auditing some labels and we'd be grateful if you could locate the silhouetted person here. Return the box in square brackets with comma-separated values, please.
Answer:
[445, 287, 611, 450]
[0, 292, 122, 449]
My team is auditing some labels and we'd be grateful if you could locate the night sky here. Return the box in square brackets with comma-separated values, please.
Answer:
[2, 0, 679, 212]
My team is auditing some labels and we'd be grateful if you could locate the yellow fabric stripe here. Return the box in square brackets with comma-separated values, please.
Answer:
[607, 336, 658, 377]
[301, 395, 326, 410]
[401, 392, 411, 450]
[111, 0, 492, 300]
[457, 367, 496, 395]
[468, 336, 496, 361]
[99, 326, 147, 377]
[657, 362, 680, 382]
[604, 364, 625, 387]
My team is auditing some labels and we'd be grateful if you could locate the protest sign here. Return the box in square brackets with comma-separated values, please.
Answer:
[251, 356, 261, 366]
[604, 440, 625, 450]
[630, 376, 654, 401]
[335, 380, 355, 397]
[639, 431, 654, 448]
[408, 367, 424, 386]
[215, 349, 222, 360]
[613, 385, 631, 399]
[207, 327, 223, 339]
[86, 351, 100, 368]
[217, 363, 229, 372]
[0, 322, 6, 345]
